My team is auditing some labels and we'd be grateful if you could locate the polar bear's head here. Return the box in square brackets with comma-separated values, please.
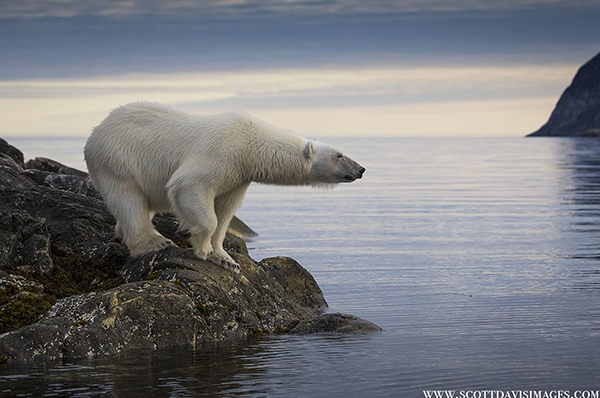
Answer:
[304, 141, 365, 185]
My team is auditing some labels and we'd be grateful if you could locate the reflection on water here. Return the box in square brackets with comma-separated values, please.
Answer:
[2, 137, 600, 396]
[0, 336, 381, 397]
[557, 139, 600, 289]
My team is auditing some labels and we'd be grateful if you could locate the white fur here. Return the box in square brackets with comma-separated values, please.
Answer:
[84, 102, 364, 272]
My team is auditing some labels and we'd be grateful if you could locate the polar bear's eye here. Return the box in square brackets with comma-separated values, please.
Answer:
[336, 153, 343, 158]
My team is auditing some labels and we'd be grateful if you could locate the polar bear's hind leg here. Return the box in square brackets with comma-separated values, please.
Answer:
[168, 180, 219, 263]
[101, 178, 174, 255]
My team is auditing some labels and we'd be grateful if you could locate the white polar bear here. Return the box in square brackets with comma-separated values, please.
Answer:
[84, 102, 365, 273]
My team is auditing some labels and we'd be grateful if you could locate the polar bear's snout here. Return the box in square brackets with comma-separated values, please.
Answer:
[344, 166, 365, 182]
[341, 158, 366, 182]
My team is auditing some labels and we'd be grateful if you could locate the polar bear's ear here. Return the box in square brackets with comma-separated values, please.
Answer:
[303, 141, 315, 160]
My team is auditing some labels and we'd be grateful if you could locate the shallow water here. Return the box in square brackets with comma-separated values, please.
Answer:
[2, 136, 600, 397]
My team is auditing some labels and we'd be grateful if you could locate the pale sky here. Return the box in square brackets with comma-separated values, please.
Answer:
[1, 0, 599, 137]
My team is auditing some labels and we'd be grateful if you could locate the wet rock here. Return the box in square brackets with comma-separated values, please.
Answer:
[291, 313, 382, 335]
[0, 138, 378, 362]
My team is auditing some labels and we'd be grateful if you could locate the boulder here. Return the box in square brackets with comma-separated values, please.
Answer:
[0, 138, 378, 362]
[25, 157, 88, 179]
[291, 313, 382, 335]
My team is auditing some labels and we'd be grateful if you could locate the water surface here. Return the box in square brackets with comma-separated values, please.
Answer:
[2, 137, 600, 397]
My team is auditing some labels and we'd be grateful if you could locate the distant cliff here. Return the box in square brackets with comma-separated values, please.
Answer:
[528, 51, 600, 137]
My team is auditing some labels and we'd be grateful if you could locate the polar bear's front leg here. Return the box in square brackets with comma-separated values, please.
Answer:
[188, 231, 215, 260]
[206, 183, 250, 274]
[168, 178, 233, 269]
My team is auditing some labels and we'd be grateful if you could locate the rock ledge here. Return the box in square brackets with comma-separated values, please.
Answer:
[0, 138, 379, 362]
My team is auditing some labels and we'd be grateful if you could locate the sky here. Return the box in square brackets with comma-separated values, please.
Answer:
[1, 0, 599, 137]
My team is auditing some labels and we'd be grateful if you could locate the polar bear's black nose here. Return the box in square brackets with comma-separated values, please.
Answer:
[348, 167, 365, 181]
[356, 167, 365, 179]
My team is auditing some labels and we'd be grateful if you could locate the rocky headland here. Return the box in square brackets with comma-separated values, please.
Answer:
[0, 138, 380, 363]
[528, 51, 600, 137]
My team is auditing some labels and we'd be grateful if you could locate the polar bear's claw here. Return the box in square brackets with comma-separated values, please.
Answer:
[158, 238, 175, 250]
[222, 259, 240, 274]
[207, 252, 240, 274]
[226, 261, 241, 274]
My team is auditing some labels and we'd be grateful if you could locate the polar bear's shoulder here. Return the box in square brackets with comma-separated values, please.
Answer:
[112, 101, 172, 115]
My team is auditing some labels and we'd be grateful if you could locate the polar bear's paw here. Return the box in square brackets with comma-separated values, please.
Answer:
[130, 234, 175, 256]
[155, 237, 175, 251]
[208, 251, 241, 274]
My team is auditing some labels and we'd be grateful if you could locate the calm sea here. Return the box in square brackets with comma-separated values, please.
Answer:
[1, 136, 600, 397]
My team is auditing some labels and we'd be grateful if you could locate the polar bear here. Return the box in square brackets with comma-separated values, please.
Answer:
[84, 102, 365, 273]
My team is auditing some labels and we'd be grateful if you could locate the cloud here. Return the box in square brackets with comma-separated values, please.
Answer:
[1, 0, 599, 19]
[2, 0, 598, 83]
[0, 65, 575, 104]
[0, 64, 576, 137]
[1, 1, 596, 138]
[251, 97, 559, 137]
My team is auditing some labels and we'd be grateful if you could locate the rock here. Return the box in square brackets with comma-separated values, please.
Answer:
[227, 215, 259, 238]
[528, 51, 600, 137]
[291, 313, 382, 335]
[0, 138, 378, 362]
[0, 211, 54, 275]
[0, 271, 52, 334]
[25, 157, 88, 179]
[0, 138, 24, 168]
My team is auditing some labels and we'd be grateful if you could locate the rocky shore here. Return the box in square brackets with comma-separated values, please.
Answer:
[0, 138, 380, 362]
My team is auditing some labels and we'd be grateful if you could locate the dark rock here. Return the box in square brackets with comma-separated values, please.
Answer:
[39, 172, 101, 199]
[0, 162, 33, 189]
[0, 210, 54, 276]
[228, 216, 259, 238]
[25, 157, 88, 179]
[528, 52, 600, 137]
[0, 138, 24, 168]
[0, 138, 378, 362]
[291, 313, 382, 335]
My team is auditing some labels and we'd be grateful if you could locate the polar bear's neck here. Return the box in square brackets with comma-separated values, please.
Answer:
[247, 137, 313, 186]
[234, 117, 312, 186]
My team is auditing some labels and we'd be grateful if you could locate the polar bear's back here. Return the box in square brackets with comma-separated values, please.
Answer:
[85, 102, 209, 207]
[88, 102, 202, 160]
[86, 102, 220, 179]
[86, 102, 268, 161]
[85, 101, 314, 196]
